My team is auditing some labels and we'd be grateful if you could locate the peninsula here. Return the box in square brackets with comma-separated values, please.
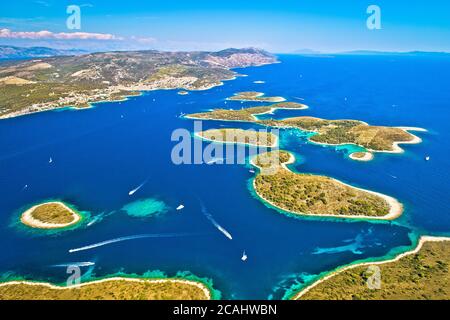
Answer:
[294, 236, 450, 300]
[197, 128, 277, 147]
[0, 277, 212, 300]
[251, 150, 402, 220]
[20, 201, 82, 229]
[0, 48, 277, 119]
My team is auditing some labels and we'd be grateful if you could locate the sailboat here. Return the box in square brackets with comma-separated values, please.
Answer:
[241, 251, 248, 262]
[425, 156, 430, 161]
[48, 157, 53, 164]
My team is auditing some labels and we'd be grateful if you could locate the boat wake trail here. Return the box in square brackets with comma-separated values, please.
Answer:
[51, 261, 96, 268]
[69, 233, 197, 253]
[200, 203, 233, 240]
[206, 157, 225, 165]
[87, 211, 116, 227]
[128, 179, 149, 196]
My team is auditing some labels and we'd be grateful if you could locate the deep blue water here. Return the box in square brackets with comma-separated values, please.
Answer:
[0, 54, 449, 299]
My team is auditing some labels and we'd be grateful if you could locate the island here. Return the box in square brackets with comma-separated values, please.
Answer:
[0, 277, 212, 300]
[197, 128, 277, 147]
[0, 48, 277, 119]
[186, 106, 424, 159]
[186, 102, 308, 122]
[294, 236, 450, 300]
[251, 150, 402, 220]
[20, 201, 82, 229]
[260, 117, 424, 154]
[227, 91, 286, 102]
[349, 152, 374, 162]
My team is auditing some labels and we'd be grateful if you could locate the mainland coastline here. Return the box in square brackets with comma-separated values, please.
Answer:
[0, 48, 278, 119]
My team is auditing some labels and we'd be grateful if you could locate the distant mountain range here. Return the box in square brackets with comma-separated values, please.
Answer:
[0, 46, 88, 60]
[338, 50, 450, 56]
[291, 49, 450, 56]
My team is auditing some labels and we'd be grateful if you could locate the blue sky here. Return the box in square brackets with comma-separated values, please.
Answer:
[1, 0, 449, 52]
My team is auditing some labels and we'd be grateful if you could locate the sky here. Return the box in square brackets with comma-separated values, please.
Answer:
[0, 0, 450, 53]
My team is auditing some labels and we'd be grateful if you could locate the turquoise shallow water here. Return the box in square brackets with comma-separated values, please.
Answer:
[0, 54, 449, 299]
[122, 198, 169, 218]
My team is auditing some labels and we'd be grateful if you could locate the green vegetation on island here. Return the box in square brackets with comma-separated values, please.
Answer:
[296, 238, 450, 300]
[20, 201, 82, 229]
[269, 102, 308, 109]
[261, 116, 419, 152]
[187, 106, 422, 155]
[349, 151, 374, 161]
[350, 152, 370, 159]
[198, 128, 277, 147]
[252, 151, 399, 219]
[0, 277, 211, 300]
[187, 102, 307, 122]
[227, 91, 285, 102]
[0, 48, 277, 118]
[252, 150, 292, 171]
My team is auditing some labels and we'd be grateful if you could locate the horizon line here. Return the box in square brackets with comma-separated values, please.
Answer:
[1, 44, 450, 56]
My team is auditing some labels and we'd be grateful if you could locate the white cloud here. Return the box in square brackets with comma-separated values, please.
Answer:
[0, 28, 122, 40]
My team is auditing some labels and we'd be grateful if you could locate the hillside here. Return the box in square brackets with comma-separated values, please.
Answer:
[0, 48, 277, 118]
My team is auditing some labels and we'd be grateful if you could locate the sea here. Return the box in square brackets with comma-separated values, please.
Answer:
[0, 54, 449, 299]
